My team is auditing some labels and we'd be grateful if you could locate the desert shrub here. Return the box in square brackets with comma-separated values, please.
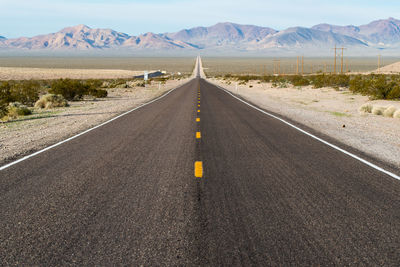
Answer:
[383, 106, 397, 118]
[371, 106, 385, 115]
[0, 82, 13, 117]
[236, 75, 259, 82]
[50, 79, 108, 100]
[108, 79, 129, 88]
[50, 79, 87, 100]
[136, 82, 146, 87]
[394, 109, 400, 119]
[0, 103, 7, 118]
[370, 76, 392, 99]
[386, 84, 400, 99]
[310, 74, 326, 88]
[349, 75, 367, 94]
[348, 75, 400, 100]
[334, 74, 350, 88]
[10, 80, 40, 106]
[260, 75, 274, 83]
[290, 75, 310, 87]
[89, 88, 108, 98]
[35, 94, 69, 109]
[7, 102, 32, 118]
[85, 79, 103, 89]
[359, 103, 373, 113]
[309, 74, 349, 89]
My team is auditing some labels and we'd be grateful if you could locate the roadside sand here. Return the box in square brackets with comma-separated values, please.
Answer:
[0, 67, 152, 80]
[210, 78, 400, 168]
[0, 78, 189, 164]
[374, 61, 400, 74]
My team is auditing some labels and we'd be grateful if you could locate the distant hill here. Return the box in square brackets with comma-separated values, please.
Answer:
[253, 27, 367, 49]
[312, 17, 400, 46]
[164, 22, 277, 49]
[2, 25, 197, 51]
[2, 18, 400, 55]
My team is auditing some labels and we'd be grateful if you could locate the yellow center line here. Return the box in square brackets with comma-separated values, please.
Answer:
[198, 104, 201, 107]
[198, 109, 200, 113]
[196, 118, 200, 122]
[196, 132, 201, 139]
[195, 161, 203, 178]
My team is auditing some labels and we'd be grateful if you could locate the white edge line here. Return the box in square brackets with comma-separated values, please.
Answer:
[0, 80, 192, 171]
[209, 81, 400, 181]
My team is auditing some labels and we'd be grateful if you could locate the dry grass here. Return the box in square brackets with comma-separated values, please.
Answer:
[359, 103, 373, 114]
[383, 106, 397, 117]
[34, 94, 69, 109]
[1, 102, 32, 121]
[371, 106, 385, 115]
[394, 109, 400, 119]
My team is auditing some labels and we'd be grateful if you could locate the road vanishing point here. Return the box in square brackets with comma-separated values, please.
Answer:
[1, 57, 399, 266]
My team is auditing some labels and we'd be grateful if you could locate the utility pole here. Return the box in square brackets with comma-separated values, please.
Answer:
[332, 45, 337, 74]
[324, 62, 327, 74]
[301, 56, 304, 75]
[273, 60, 276, 75]
[340, 47, 346, 74]
[332, 45, 346, 74]
[296, 56, 299, 75]
[273, 59, 281, 75]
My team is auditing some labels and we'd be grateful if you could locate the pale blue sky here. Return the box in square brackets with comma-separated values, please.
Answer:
[1, 0, 399, 38]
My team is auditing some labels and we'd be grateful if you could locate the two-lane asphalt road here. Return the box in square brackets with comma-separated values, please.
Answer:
[1, 66, 399, 265]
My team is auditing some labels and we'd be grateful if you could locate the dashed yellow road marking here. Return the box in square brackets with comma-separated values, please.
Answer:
[198, 109, 200, 113]
[195, 161, 203, 178]
[198, 104, 201, 107]
[196, 118, 200, 122]
[196, 132, 201, 139]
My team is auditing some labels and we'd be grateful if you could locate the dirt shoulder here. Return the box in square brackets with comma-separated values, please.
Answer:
[0, 78, 189, 165]
[209, 78, 400, 169]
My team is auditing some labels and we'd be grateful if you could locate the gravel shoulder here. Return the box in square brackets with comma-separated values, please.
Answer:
[0, 79, 189, 165]
[209, 78, 400, 169]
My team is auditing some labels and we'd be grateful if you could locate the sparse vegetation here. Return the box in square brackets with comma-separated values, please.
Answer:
[219, 73, 400, 100]
[5, 102, 32, 120]
[358, 103, 399, 118]
[329, 111, 350, 117]
[35, 94, 69, 109]
[383, 106, 397, 117]
[359, 103, 373, 113]
[0, 78, 111, 120]
[0, 76, 173, 121]
[371, 106, 385, 115]
[49, 79, 108, 100]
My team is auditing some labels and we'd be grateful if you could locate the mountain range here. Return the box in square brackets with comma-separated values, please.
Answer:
[1, 18, 400, 55]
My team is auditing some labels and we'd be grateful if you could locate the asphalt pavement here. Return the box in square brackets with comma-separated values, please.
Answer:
[0, 65, 399, 265]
